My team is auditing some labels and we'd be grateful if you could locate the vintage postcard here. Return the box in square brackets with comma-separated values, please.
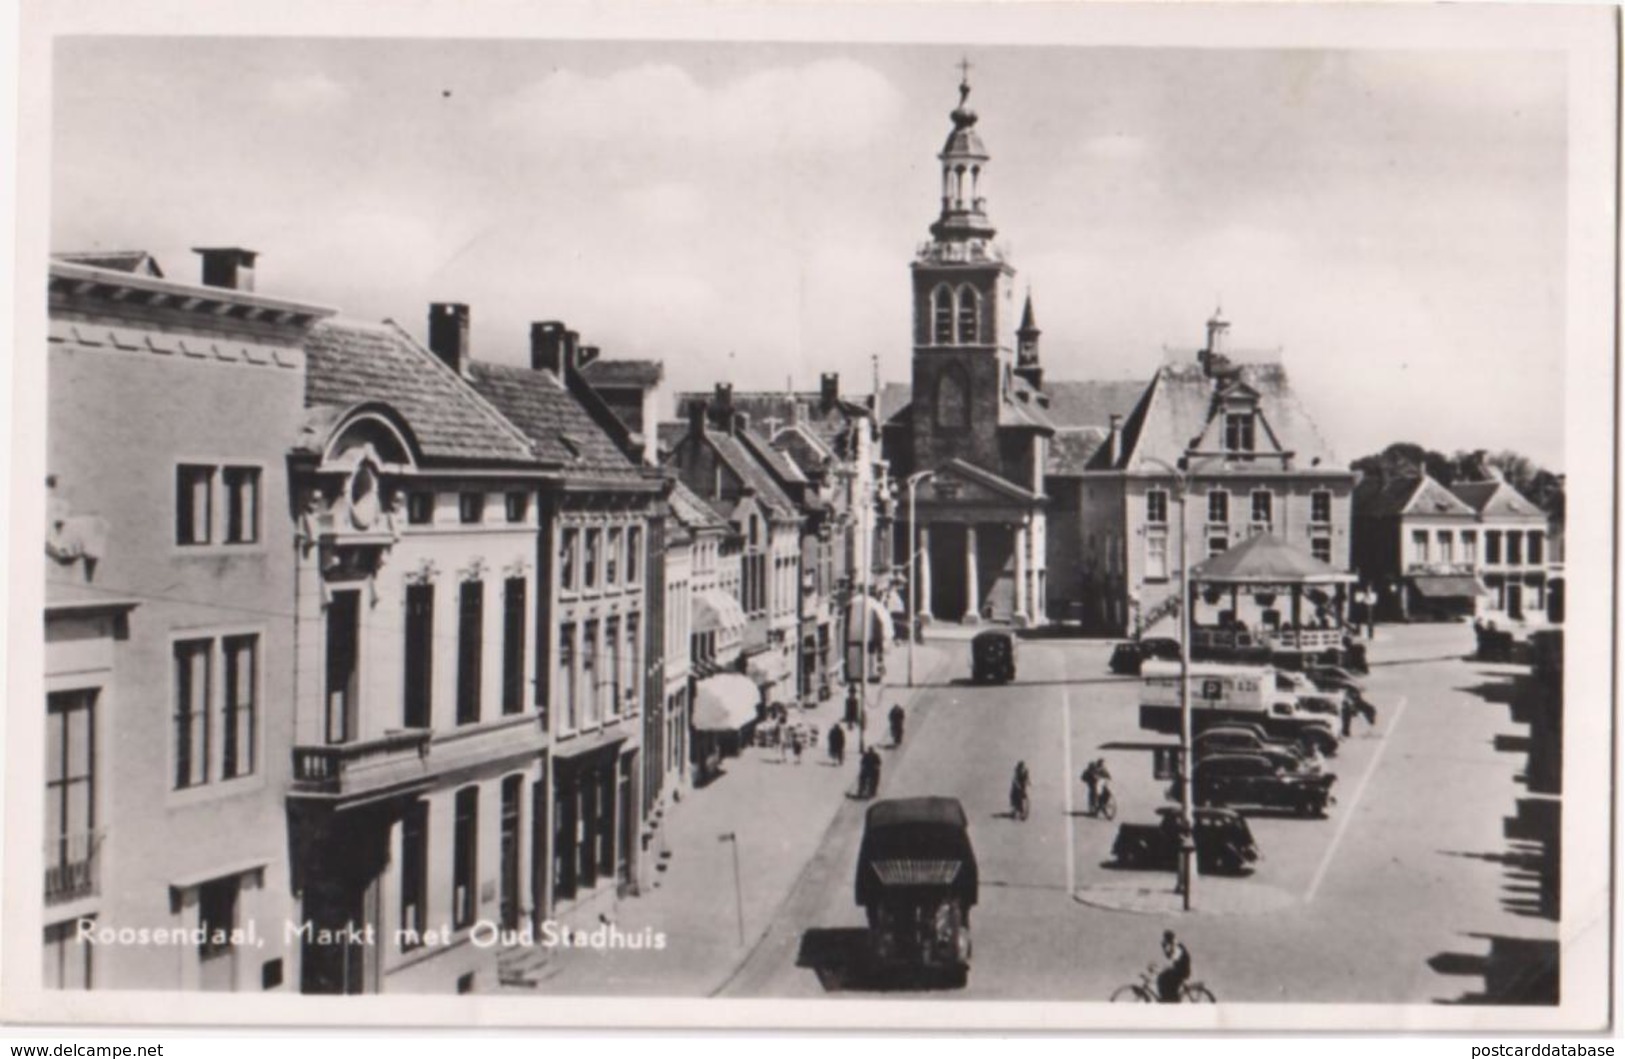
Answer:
[3, 0, 1617, 1034]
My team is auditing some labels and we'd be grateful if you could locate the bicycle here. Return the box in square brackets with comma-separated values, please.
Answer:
[1110, 969, 1216, 1003]
[1094, 784, 1117, 821]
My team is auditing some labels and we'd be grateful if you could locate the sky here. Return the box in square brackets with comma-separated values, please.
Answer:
[50, 38, 1568, 469]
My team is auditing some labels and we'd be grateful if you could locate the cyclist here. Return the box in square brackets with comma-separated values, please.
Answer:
[1156, 930, 1192, 1003]
[1010, 761, 1032, 820]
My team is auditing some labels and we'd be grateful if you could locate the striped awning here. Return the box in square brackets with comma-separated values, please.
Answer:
[694, 589, 747, 635]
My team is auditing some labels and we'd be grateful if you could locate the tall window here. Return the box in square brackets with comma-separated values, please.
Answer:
[500, 777, 522, 931]
[1225, 413, 1256, 452]
[176, 466, 214, 545]
[584, 530, 600, 589]
[452, 788, 478, 930]
[174, 640, 212, 789]
[1506, 531, 1523, 566]
[197, 876, 240, 981]
[221, 636, 257, 780]
[1311, 536, 1332, 564]
[605, 617, 621, 718]
[1436, 530, 1454, 564]
[559, 624, 577, 731]
[955, 284, 979, 343]
[502, 578, 526, 715]
[459, 492, 485, 525]
[1207, 490, 1229, 524]
[326, 592, 360, 744]
[1311, 490, 1332, 524]
[1250, 490, 1273, 525]
[1486, 530, 1503, 564]
[45, 690, 96, 905]
[403, 584, 434, 728]
[44, 919, 92, 990]
[1146, 532, 1169, 581]
[1462, 530, 1479, 565]
[400, 801, 429, 946]
[222, 468, 260, 544]
[560, 528, 578, 591]
[626, 614, 641, 716]
[1528, 531, 1544, 565]
[606, 529, 621, 586]
[457, 581, 483, 725]
[1412, 529, 1430, 564]
[1146, 490, 1169, 525]
[505, 491, 528, 524]
[934, 365, 969, 428]
[626, 527, 643, 585]
[582, 621, 599, 725]
[932, 284, 953, 343]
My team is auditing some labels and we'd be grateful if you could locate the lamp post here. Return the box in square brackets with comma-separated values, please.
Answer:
[1144, 453, 1210, 911]
[906, 469, 936, 688]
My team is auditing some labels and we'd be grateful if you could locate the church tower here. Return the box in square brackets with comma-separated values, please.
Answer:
[1014, 290, 1042, 389]
[909, 65, 1017, 474]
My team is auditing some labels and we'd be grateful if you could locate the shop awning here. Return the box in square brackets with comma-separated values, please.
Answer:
[746, 649, 791, 686]
[694, 589, 747, 635]
[692, 674, 761, 732]
[1412, 574, 1488, 599]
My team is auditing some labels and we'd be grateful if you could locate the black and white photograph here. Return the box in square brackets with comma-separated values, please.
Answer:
[2, 0, 1617, 1034]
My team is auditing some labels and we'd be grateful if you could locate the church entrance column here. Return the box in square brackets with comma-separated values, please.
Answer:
[917, 523, 933, 620]
[963, 523, 981, 624]
[1013, 520, 1030, 626]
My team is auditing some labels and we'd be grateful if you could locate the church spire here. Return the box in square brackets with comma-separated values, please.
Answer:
[930, 59, 995, 243]
[1015, 289, 1043, 389]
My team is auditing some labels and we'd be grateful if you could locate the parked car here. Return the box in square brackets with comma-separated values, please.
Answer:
[855, 797, 978, 987]
[1139, 661, 1341, 758]
[971, 630, 1017, 684]
[1111, 806, 1261, 876]
[1193, 727, 1320, 773]
[1188, 752, 1337, 817]
[1275, 669, 1349, 718]
[1108, 637, 1182, 676]
[1305, 665, 1378, 724]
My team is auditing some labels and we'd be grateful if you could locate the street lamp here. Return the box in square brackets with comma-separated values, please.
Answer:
[906, 469, 936, 688]
[1143, 452, 1213, 912]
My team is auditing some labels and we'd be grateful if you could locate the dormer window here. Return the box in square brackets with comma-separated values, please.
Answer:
[1225, 413, 1255, 453]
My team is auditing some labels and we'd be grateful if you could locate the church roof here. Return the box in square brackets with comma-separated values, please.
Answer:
[1041, 379, 1147, 430]
[1047, 427, 1109, 477]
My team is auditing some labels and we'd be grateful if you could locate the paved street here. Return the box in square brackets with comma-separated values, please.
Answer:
[532, 623, 1557, 1004]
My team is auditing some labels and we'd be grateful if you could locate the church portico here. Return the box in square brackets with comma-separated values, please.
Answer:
[908, 502, 1045, 626]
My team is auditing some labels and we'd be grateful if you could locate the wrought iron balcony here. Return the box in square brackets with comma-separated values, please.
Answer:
[44, 830, 103, 905]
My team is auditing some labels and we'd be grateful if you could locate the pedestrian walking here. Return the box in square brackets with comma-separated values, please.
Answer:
[828, 723, 846, 766]
[790, 726, 804, 765]
[776, 717, 788, 762]
[1339, 697, 1355, 739]
[860, 747, 883, 798]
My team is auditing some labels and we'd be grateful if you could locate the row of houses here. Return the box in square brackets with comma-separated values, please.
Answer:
[41, 248, 889, 994]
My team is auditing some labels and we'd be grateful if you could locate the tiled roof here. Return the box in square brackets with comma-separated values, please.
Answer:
[668, 478, 731, 533]
[1354, 474, 1475, 519]
[466, 361, 642, 477]
[674, 391, 869, 451]
[706, 431, 798, 520]
[53, 250, 164, 277]
[738, 425, 808, 486]
[771, 424, 835, 476]
[1041, 379, 1147, 429]
[1103, 362, 1342, 473]
[582, 358, 663, 387]
[1000, 377, 1057, 431]
[1047, 427, 1109, 477]
[304, 319, 536, 464]
[1449, 480, 1545, 519]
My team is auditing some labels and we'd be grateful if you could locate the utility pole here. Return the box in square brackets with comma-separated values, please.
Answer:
[719, 832, 744, 946]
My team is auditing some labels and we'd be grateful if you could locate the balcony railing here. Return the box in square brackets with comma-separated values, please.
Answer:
[44, 830, 103, 905]
[291, 729, 433, 798]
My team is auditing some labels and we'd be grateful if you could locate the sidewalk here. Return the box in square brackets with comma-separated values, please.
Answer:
[519, 643, 952, 996]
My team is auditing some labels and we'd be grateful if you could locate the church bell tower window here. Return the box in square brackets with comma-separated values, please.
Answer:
[956, 284, 979, 343]
[933, 285, 954, 344]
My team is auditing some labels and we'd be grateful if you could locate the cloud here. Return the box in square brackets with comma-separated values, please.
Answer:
[493, 58, 904, 156]
[267, 72, 348, 111]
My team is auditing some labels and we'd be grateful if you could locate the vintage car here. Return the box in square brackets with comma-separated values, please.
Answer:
[1274, 669, 1350, 718]
[1111, 806, 1261, 876]
[970, 630, 1017, 684]
[1304, 665, 1378, 724]
[855, 796, 978, 987]
[1193, 726, 1320, 773]
[1189, 752, 1337, 817]
[1108, 637, 1182, 676]
[1139, 661, 1341, 758]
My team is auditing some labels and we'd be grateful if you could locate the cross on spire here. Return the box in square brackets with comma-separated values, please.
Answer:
[957, 55, 973, 102]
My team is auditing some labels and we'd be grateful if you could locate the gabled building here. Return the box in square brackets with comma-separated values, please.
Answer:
[45, 249, 331, 992]
[460, 319, 664, 925]
[1351, 471, 1483, 621]
[663, 393, 802, 708]
[287, 302, 549, 995]
[1449, 476, 1553, 622]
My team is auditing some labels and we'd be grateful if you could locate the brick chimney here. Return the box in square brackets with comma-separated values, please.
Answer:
[192, 247, 257, 291]
[714, 383, 734, 430]
[688, 398, 708, 438]
[427, 303, 470, 376]
[1107, 414, 1123, 466]
[530, 321, 569, 375]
